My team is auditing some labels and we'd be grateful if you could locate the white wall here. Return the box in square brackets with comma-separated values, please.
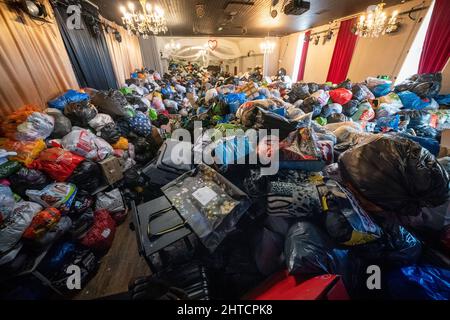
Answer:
[276, 0, 435, 84]
[278, 32, 302, 80]
[348, 0, 432, 82]
[442, 62, 450, 94]
[157, 36, 265, 74]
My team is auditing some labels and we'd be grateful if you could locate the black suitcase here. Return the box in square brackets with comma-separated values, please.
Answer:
[131, 197, 197, 272]
[141, 139, 193, 187]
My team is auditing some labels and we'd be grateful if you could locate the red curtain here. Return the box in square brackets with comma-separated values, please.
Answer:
[297, 30, 311, 81]
[418, 0, 450, 73]
[326, 18, 358, 84]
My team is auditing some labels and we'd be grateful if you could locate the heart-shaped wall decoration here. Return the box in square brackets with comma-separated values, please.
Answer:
[208, 40, 218, 51]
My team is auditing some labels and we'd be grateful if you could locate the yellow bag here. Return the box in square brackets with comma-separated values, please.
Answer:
[0, 138, 46, 166]
[112, 137, 129, 150]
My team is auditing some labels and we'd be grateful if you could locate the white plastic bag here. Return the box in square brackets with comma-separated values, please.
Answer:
[0, 186, 15, 223]
[88, 113, 115, 131]
[16, 112, 55, 141]
[0, 201, 42, 253]
[95, 189, 125, 213]
[61, 128, 113, 161]
[205, 88, 218, 103]
[26, 183, 77, 212]
[311, 90, 330, 107]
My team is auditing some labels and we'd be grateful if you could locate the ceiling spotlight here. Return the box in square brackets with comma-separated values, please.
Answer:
[218, 27, 223, 31]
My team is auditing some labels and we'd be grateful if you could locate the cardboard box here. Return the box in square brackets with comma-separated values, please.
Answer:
[99, 156, 123, 185]
[439, 129, 450, 157]
[244, 271, 350, 300]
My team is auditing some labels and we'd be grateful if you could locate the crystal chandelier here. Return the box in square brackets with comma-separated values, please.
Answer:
[260, 38, 276, 54]
[355, 3, 399, 38]
[120, 0, 168, 38]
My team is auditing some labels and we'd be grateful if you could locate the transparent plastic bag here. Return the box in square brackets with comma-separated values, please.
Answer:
[0, 185, 15, 224]
[15, 112, 54, 141]
[162, 164, 251, 252]
[26, 183, 77, 213]
[61, 128, 113, 162]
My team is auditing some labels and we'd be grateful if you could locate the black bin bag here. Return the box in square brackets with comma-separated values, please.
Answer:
[68, 160, 102, 193]
[301, 96, 322, 118]
[352, 223, 422, 267]
[64, 100, 98, 127]
[91, 90, 128, 119]
[288, 83, 310, 103]
[285, 221, 348, 275]
[100, 123, 121, 144]
[339, 134, 449, 216]
[253, 216, 294, 276]
[10, 168, 49, 198]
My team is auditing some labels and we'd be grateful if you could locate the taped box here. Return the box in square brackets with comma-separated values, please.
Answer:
[99, 156, 123, 185]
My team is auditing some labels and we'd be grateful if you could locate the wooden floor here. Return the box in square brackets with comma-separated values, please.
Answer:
[73, 214, 151, 300]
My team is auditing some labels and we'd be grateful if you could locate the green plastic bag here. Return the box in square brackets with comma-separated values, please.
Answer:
[120, 87, 133, 96]
[0, 161, 22, 179]
[148, 108, 158, 121]
[316, 117, 328, 126]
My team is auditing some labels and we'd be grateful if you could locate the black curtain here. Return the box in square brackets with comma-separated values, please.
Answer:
[53, 3, 117, 90]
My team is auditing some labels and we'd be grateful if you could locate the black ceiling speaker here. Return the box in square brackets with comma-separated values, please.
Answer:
[283, 0, 310, 16]
[10, 0, 49, 21]
[23, 0, 46, 18]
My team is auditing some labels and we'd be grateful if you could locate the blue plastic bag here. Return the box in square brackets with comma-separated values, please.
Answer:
[372, 83, 392, 98]
[398, 133, 440, 156]
[435, 94, 450, 105]
[376, 115, 400, 132]
[41, 242, 77, 272]
[398, 91, 430, 110]
[387, 265, 450, 300]
[214, 136, 252, 165]
[48, 90, 90, 111]
[271, 107, 286, 117]
[128, 111, 152, 137]
[222, 93, 247, 114]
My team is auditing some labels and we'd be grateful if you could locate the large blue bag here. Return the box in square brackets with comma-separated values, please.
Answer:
[372, 83, 392, 98]
[48, 90, 90, 111]
[398, 91, 430, 110]
[223, 93, 247, 114]
[215, 135, 252, 165]
[387, 265, 450, 300]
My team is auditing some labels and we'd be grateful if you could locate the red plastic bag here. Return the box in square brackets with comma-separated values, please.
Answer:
[329, 88, 353, 105]
[30, 148, 85, 182]
[80, 209, 116, 252]
[23, 207, 61, 240]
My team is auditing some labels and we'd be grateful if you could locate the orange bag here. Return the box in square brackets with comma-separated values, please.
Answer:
[0, 138, 46, 166]
[30, 148, 85, 182]
[111, 137, 129, 150]
[0, 105, 42, 139]
[22, 207, 61, 240]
